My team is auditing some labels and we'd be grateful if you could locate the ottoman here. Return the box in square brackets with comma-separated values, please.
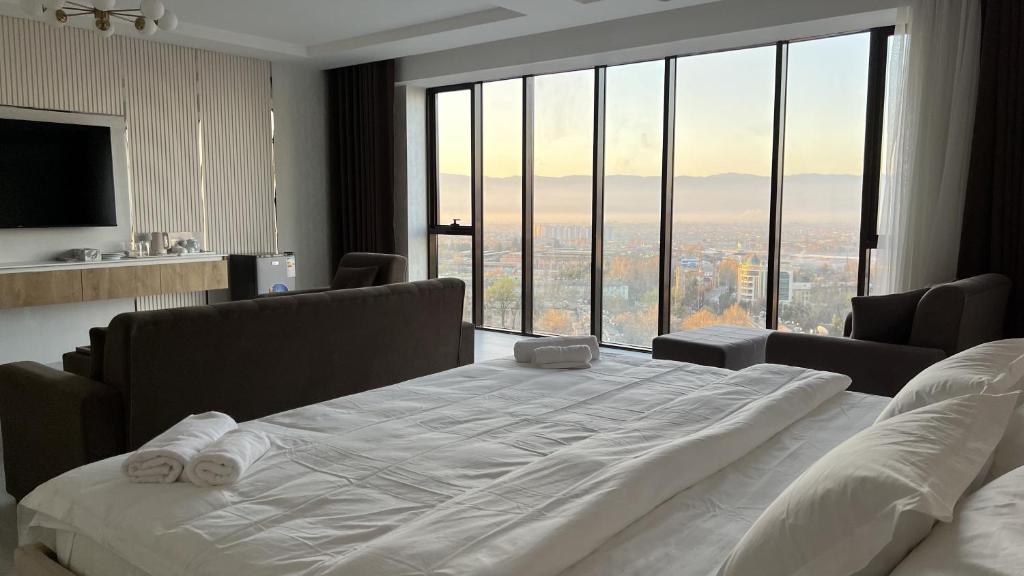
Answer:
[652, 325, 769, 370]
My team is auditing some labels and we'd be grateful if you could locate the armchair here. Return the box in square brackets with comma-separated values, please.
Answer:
[766, 273, 1012, 396]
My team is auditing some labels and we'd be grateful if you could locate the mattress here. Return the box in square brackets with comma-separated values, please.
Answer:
[19, 355, 887, 576]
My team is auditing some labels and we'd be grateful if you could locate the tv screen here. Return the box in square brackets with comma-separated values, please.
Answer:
[0, 117, 117, 228]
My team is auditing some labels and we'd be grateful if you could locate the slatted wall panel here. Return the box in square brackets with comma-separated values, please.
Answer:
[198, 51, 276, 254]
[0, 16, 123, 114]
[118, 39, 207, 311]
[0, 16, 275, 311]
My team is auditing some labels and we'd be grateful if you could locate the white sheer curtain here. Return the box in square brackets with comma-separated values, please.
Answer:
[873, 0, 982, 294]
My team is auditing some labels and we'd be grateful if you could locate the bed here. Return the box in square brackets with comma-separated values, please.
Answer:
[17, 354, 888, 576]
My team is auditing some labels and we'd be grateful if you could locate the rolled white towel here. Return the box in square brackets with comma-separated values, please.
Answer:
[514, 335, 600, 363]
[533, 345, 593, 369]
[121, 411, 236, 484]
[185, 428, 270, 487]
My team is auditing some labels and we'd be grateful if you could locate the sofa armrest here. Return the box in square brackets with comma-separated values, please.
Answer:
[765, 332, 946, 397]
[459, 322, 475, 366]
[0, 362, 124, 501]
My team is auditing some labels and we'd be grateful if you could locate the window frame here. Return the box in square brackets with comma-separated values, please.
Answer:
[427, 26, 895, 346]
[426, 84, 482, 324]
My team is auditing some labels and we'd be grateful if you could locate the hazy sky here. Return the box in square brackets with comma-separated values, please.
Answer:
[437, 33, 870, 179]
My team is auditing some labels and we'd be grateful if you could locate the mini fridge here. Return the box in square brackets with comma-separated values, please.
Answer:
[228, 253, 296, 300]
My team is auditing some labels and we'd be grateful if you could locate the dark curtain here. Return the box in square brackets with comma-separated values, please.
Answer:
[329, 59, 396, 264]
[958, 0, 1024, 336]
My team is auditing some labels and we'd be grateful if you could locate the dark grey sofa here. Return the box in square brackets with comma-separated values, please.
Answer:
[766, 273, 1012, 397]
[0, 279, 473, 501]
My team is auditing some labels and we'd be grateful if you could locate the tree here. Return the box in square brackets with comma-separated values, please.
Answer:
[537, 309, 574, 335]
[682, 307, 720, 330]
[720, 303, 753, 327]
[485, 276, 519, 329]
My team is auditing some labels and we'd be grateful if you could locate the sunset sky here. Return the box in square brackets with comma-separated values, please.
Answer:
[436, 33, 870, 180]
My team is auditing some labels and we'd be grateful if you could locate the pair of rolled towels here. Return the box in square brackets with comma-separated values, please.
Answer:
[121, 411, 269, 487]
[514, 335, 600, 369]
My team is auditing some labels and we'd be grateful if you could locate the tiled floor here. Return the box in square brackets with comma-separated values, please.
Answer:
[0, 332, 649, 574]
[474, 329, 650, 361]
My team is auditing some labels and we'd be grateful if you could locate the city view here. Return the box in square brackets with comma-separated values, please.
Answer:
[438, 173, 862, 347]
[434, 33, 871, 348]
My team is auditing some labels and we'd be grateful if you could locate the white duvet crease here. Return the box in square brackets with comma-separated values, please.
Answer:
[313, 364, 850, 576]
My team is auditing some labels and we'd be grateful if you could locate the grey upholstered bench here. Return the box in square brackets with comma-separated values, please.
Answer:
[652, 325, 770, 370]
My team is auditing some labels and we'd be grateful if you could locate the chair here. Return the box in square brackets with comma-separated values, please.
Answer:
[765, 273, 1012, 396]
[281, 252, 408, 295]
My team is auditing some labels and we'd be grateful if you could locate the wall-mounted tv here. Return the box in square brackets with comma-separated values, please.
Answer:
[0, 117, 117, 228]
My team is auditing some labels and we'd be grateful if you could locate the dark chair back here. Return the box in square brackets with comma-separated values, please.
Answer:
[335, 252, 408, 287]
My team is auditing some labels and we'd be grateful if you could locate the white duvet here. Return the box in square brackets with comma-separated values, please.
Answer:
[20, 357, 852, 576]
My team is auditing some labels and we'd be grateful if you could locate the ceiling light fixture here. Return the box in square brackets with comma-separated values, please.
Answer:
[19, 0, 178, 38]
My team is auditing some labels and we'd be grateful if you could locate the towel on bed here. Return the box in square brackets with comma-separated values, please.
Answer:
[185, 428, 270, 486]
[514, 335, 600, 363]
[121, 411, 237, 483]
[533, 345, 593, 369]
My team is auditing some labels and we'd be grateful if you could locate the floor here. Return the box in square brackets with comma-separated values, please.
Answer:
[474, 329, 650, 361]
[0, 333, 647, 574]
[1, 424, 16, 575]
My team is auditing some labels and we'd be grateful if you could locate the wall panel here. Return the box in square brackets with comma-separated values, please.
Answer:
[199, 51, 276, 254]
[0, 17, 123, 115]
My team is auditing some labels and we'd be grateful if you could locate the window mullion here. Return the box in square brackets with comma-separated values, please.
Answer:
[658, 58, 678, 336]
[471, 84, 484, 325]
[591, 67, 607, 340]
[766, 42, 789, 330]
[521, 77, 535, 335]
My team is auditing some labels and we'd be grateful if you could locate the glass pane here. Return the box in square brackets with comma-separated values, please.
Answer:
[671, 46, 776, 332]
[780, 33, 870, 335]
[533, 70, 593, 336]
[436, 90, 472, 226]
[437, 235, 473, 321]
[602, 61, 664, 347]
[483, 78, 523, 330]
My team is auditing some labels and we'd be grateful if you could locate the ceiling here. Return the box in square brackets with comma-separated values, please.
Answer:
[0, 0, 723, 68]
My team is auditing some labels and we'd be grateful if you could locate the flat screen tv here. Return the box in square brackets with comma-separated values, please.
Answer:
[0, 117, 117, 228]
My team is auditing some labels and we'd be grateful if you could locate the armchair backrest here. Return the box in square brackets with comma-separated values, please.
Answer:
[909, 273, 1012, 355]
[336, 252, 408, 286]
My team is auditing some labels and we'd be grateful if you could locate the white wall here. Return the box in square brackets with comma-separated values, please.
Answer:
[394, 85, 428, 281]
[271, 62, 333, 289]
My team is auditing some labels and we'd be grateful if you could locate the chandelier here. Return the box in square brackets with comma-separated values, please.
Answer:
[19, 0, 178, 38]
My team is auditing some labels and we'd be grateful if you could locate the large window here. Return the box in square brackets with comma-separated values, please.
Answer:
[779, 34, 870, 336]
[602, 61, 664, 346]
[671, 46, 776, 332]
[482, 79, 523, 330]
[428, 27, 893, 348]
[533, 70, 593, 336]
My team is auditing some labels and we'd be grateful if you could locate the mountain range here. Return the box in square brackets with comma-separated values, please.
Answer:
[439, 173, 865, 224]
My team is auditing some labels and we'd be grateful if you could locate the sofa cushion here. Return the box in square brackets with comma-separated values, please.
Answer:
[331, 266, 378, 289]
[850, 288, 927, 344]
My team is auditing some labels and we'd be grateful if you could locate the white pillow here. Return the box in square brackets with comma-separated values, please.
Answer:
[876, 338, 1024, 422]
[987, 403, 1024, 482]
[717, 392, 1019, 576]
[889, 464, 1024, 576]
